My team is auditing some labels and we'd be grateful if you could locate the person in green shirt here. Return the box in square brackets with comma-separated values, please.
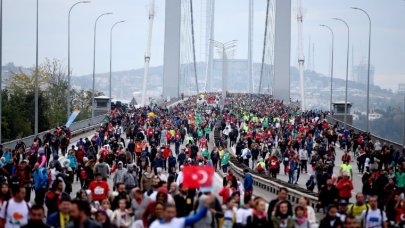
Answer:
[221, 150, 231, 173]
[252, 116, 258, 123]
[186, 135, 194, 144]
[197, 128, 204, 139]
[395, 168, 405, 189]
[202, 148, 210, 160]
[262, 118, 268, 128]
[204, 125, 211, 141]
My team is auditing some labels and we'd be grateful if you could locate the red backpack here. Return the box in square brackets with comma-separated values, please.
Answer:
[80, 168, 87, 180]
[47, 170, 52, 185]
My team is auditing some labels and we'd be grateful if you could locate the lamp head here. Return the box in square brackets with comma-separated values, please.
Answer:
[82, 1, 91, 3]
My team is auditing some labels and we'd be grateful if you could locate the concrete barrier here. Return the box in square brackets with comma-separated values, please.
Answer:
[2, 115, 105, 150]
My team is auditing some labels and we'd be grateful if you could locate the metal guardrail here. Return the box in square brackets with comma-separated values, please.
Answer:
[226, 156, 319, 208]
[327, 116, 403, 151]
[2, 115, 105, 150]
[212, 119, 319, 208]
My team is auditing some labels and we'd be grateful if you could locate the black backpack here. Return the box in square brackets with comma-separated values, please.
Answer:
[306, 177, 315, 191]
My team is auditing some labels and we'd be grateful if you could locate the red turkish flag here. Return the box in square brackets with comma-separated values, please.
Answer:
[183, 165, 214, 188]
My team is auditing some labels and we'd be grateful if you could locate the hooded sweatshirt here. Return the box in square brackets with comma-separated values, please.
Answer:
[113, 163, 127, 186]
[191, 195, 214, 228]
[123, 165, 138, 189]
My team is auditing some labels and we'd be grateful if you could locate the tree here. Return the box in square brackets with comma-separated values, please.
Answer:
[1, 58, 103, 140]
[42, 58, 68, 127]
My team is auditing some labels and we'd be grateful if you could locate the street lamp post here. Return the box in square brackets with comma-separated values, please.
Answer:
[67, 1, 90, 119]
[34, 0, 39, 135]
[0, 0, 3, 143]
[332, 18, 350, 130]
[211, 40, 237, 105]
[351, 7, 371, 133]
[320, 24, 334, 112]
[109, 20, 126, 108]
[91, 12, 112, 119]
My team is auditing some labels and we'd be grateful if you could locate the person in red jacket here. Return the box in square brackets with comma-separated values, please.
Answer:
[268, 155, 280, 178]
[218, 180, 236, 205]
[336, 174, 353, 202]
[147, 126, 153, 143]
[166, 130, 172, 144]
[88, 173, 110, 202]
[76, 145, 85, 165]
[162, 144, 171, 171]
[199, 136, 207, 148]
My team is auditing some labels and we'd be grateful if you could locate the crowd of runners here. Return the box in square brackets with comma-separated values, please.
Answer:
[0, 93, 402, 228]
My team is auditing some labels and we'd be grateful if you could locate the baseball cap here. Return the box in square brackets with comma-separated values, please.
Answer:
[339, 199, 348, 205]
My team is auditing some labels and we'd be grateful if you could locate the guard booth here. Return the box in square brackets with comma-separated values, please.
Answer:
[332, 101, 353, 125]
[94, 96, 111, 116]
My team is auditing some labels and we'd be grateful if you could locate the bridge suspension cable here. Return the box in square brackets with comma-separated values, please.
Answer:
[190, 0, 199, 94]
[258, 0, 275, 94]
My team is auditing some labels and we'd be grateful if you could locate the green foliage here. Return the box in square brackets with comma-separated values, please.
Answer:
[354, 108, 404, 144]
[1, 59, 102, 142]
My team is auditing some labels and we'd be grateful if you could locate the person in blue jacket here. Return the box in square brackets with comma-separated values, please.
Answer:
[2, 147, 11, 165]
[33, 166, 48, 205]
[243, 168, 253, 196]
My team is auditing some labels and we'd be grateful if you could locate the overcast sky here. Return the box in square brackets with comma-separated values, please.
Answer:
[3, 0, 405, 90]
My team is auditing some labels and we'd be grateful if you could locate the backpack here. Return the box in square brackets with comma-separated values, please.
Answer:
[36, 168, 48, 190]
[306, 177, 315, 191]
[246, 150, 252, 159]
[95, 164, 104, 175]
[257, 164, 264, 173]
[80, 168, 87, 180]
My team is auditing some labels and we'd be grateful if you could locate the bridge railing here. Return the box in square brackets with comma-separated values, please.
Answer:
[225, 155, 320, 209]
[2, 115, 105, 150]
[327, 116, 403, 151]
[1, 97, 186, 150]
[213, 119, 320, 208]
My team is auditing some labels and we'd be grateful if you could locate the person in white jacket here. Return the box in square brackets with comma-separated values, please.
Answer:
[222, 126, 230, 140]
[299, 148, 309, 173]
[298, 196, 318, 228]
[111, 198, 133, 228]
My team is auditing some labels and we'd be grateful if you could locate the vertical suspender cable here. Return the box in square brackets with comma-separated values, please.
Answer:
[190, 0, 199, 94]
[141, 0, 155, 106]
[258, 0, 270, 94]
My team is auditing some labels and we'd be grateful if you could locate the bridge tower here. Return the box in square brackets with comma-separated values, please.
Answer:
[273, 0, 291, 103]
[163, 0, 182, 99]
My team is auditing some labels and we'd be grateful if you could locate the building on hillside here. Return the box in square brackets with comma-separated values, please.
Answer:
[352, 63, 375, 85]
[398, 83, 405, 93]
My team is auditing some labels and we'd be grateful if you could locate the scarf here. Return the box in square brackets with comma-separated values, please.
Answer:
[253, 209, 266, 220]
[295, 216, 307, 225]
